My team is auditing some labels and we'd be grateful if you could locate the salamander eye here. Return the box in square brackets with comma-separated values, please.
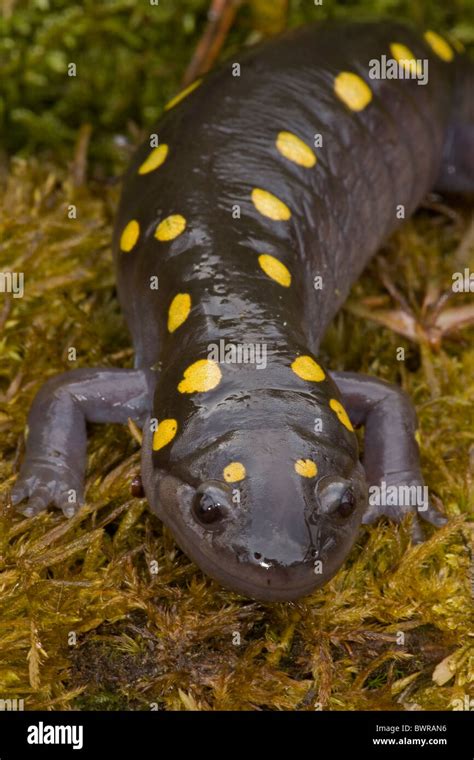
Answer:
[315, 476, 358, 518]
[337, 489, 356, 518]
[193, 492, 224, 524]
[192, 482, 232, 527]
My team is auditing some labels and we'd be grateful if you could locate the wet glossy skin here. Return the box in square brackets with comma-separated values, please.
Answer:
[141, 384, 368, 600]
[12, 21, 473, 601]
[113, 21, 470, 600]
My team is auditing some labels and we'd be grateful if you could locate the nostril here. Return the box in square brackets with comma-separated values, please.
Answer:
[252, 551, 273, 570]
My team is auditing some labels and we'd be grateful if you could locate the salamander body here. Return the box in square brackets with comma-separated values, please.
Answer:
[13, 21, 474, 600]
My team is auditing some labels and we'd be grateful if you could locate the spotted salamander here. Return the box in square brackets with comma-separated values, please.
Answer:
[13, 21, 474, 601]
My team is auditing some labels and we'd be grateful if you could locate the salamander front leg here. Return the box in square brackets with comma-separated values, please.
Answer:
[330, 371, 447, 541]
[12, 368, 152, 518]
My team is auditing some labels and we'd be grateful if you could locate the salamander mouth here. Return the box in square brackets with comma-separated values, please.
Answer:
[188, 550, 322, 602]
[158, 497, 331, 602]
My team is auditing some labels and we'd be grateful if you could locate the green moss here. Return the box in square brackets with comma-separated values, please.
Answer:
[0, 0, 473, 712]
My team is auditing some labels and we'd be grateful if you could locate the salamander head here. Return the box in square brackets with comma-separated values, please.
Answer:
[142, 419, 367, 602]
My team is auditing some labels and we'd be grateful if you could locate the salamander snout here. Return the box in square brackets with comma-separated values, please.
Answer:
[143, 426, 367, 601]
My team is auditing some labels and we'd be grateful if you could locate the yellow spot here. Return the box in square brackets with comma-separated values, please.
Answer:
[168, 293, 191, 333]
[275, 131, 317, 168]
[329, 398, 354, 432]
[389, 42, 422, 77]
[415, 429, 421, 446]
[258, 254, 291, 287]
[251, 188, 291, 221]
[291, 355, 325, 382]
[178, 359, 222, 394]
[223, 462, 246, 483]
[334, 71, 372, 111]
[138, 144, 169, 175]
[164, 79, 202, 110]
[152, 418, 178, 451]
[120, 220, 140, 252]
[424, 30, 454, 62]
[155, 214, 186, 242]
[295, 459, 317, 478]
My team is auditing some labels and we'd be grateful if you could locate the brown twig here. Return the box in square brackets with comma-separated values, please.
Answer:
[420, 194, 461, 223]
[182, 0, 243, 87]
[71, 123, 93, 188]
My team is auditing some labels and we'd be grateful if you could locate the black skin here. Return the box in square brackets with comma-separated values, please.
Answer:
[13, 21, 474, 601]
